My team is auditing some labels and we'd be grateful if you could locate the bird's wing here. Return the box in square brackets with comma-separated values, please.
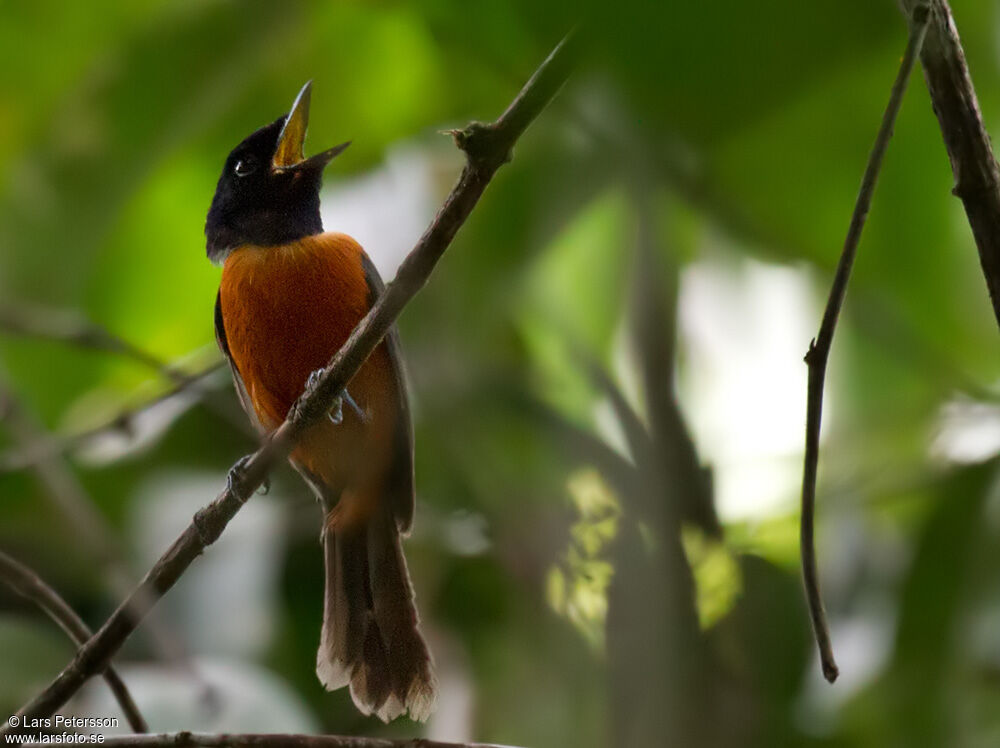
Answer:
[361, 253, 416, 533]
[215, 290, 266, 434]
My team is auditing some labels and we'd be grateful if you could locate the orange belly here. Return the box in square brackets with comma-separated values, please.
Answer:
[219, 232, 399, 490]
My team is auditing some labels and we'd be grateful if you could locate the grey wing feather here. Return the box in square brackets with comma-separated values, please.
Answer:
[360, 253, 416, 533]
[215, 290, 266, 434]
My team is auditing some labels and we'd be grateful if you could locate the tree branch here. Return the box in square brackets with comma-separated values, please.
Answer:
[5, 32, 578, 728]
[0, 373, 214, 707]
[23, 734, 518, 748]
[628, 188, 719, 539]
[0, 303, 170, 372]
[898, 0, 1000, 327]
[0, 361, 227, 473]
[800, 6, 930, 683]
[0, 373, 126, 566]
[604, 190, 708, 746]
[0, 551, 147, 733]
[517, 390, 642, 501]
[0, 303, 251, 437]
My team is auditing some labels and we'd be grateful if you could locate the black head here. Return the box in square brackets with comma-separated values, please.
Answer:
[205, 82, 350, 263]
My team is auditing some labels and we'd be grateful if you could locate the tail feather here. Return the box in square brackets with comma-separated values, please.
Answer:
[316, 503, 437, 722]
[367, 509, 438, 722]
[316, 530, 353, 690]
[348, 612, 393, 717]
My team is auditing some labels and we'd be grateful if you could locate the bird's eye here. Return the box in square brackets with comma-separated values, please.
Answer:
[234, 156, 258, 177]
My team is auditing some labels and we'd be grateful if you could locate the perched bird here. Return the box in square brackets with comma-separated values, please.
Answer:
[205, 82, 436, 722]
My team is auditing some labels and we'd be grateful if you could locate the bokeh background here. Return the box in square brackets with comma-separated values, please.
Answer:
[3, 1, 1000, 746]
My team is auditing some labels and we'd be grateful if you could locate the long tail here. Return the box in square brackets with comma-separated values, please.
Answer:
[316, 499, 437, 722]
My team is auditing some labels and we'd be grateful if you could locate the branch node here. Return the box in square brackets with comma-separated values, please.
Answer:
[192, 506, 217, 547]
[804, 338, 818, 365]
[452, 121, 511, 170]
[951, 174, 1000, 200]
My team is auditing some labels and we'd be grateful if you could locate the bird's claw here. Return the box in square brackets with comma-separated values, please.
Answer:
[306, 369, 324, 391]
[227, 454, 269, 499]
[306, 369, 369, 425]
[328, 396, 344, 425]
[328, 389, 368, 425]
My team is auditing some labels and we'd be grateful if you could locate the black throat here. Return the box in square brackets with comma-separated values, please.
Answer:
[205, 117, 324, 263]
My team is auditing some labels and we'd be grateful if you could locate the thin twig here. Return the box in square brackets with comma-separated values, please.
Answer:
[0, 372, 213, 703]
[516, 389, 642, 501]
[4, 32, 578, 728]
[0, 361, 227, 472]
[800, 6, 930, 683]
[0, 551, 147, 732]
[23, 734, 518, 748]
[575, 350, 655, 472]
[0, 303, 251, 436]
[0, 372, 136, 567]
[0, 303, 168, 370]
[579, 100, 999, 406]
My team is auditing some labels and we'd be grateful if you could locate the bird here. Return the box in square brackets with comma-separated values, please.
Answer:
[204, 82, 437, 722]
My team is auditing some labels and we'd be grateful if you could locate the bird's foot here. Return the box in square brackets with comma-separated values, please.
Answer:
[305, 369, 369, 425]
[305, 369, 324, 391]
[331, 389, 368, 425]
[227, 454, 270, 499]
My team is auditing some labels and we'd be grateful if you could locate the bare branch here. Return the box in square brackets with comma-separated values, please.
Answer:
[5, 32, 579, 728]
[898, 0, 1000, 327]
[23, 734, 519, 748]
[0, 373, 213, 705]
[800, 6, 930, 683]
[0, 374, 120, 559]
[0, 303, 169, 371]
[628, 190, 719, 539]
[0, 304, 251, 437]
[569, 346, 648, 459]
[0, 361, 227, 473]
[517, 390, 642, 501]
[603, 192, 709, 746]
[0, 551, 147, 733]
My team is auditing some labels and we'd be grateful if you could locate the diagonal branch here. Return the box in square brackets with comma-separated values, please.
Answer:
[0, 303, 171, 372]
[516, 389, 643, 501]
[0, 372, 214, 707]
[800, 6, 930, 683]
[5, 31, 579, 728]
[0, 551, 147, 733]
[575, 350, 655, 474]
[0, 303, 251, 437]
[0, 361, 227, 473]
[898, 0, 1000, 327]
[0, 373, 127, 566]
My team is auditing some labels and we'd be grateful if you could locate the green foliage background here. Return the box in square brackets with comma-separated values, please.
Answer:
[2, 1, 1000, 746]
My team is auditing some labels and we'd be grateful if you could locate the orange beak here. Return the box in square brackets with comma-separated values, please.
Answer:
[273, 81, 350, 172]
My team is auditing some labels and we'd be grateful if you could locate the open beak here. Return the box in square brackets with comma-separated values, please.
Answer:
[272, 81, 350, 172]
